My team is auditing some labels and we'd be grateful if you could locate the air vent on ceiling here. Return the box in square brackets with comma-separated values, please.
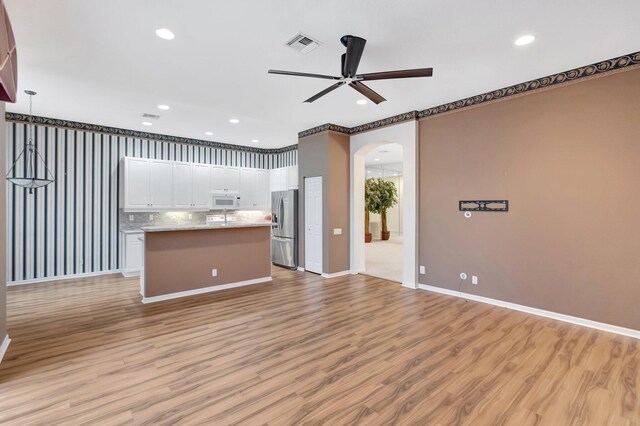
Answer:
[285, 32, 322, 54]
[142, 113, 160, 119]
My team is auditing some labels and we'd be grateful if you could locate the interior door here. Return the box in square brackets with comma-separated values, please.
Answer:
[304, 177, 322, 274]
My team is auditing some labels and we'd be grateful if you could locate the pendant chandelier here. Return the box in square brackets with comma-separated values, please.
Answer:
[6, 90, 54, 194]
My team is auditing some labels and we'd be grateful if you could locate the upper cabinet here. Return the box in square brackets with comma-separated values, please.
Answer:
[122, 157, 173, 210]
[121, 157, 272, 212]
[269, 166, 299, 192]
[239, 168, 270, 210]
[211, 165, 240, 192]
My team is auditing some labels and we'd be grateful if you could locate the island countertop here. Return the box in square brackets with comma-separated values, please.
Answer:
[141, 222, 273, 232]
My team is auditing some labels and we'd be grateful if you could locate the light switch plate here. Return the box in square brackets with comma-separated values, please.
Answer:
[212, 269, 217, 277]
[149, 214, 154, 221]
[419, 265, 426, 275]
[333, 228, 342, 235]
[472, 276, 478, 285]
[129, 214, 134, 221]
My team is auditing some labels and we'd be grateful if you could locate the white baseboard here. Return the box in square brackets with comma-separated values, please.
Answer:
[8, 270, 123, 286]
[121, 270, 141, 278]
[321, 270, 351, 279]
[402, 282, 417, 289]
[0, 335, 11, 365]
[141, 276, 272, 304]
[418, 284, 640, 339]
[297, 267, 305, 272]
[350, 268, 366, 275]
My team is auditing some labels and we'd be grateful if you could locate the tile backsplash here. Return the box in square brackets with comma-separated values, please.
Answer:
[119, 209, 271, 231]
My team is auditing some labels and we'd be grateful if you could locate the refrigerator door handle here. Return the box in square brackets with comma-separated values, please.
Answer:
[279, 197, 285, 231]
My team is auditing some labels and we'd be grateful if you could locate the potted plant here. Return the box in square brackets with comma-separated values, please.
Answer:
[368, 178, 398, 241]
[364, 178, 376, 243]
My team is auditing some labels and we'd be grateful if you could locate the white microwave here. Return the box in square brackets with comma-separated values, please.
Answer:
[211, 191, 241, 210]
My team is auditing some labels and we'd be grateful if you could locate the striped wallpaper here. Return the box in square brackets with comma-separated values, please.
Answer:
[6, 122, 297, 283]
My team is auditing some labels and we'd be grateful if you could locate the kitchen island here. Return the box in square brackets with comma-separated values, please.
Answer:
[139, 222, 272, 303]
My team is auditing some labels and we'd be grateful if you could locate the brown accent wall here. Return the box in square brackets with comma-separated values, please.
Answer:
[143, 226, 271, 298]
[0, 103, 6, 340]
[298, 131, 350, 274]
[419, 68, 640, 330]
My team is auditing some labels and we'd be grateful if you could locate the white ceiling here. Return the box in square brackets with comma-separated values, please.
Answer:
[5, 0, 640, 149]
[365, 143, 403, 166]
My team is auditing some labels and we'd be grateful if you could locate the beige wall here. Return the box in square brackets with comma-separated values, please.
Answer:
[419, 68, 640, 330]
[143, 226, 271, 298]
[298, 131, 350, 274]
[0, 104, 6, 340]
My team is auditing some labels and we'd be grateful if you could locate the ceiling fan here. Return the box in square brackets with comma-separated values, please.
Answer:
[268, 35, 433, 104]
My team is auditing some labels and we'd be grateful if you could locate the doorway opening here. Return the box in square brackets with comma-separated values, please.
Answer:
[364, 144, 403, 282]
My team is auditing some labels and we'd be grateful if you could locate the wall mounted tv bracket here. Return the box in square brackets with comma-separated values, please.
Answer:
[459, 200, 508, 212]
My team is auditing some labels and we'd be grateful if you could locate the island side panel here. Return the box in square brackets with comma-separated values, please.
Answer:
[143, 226, 271, 298]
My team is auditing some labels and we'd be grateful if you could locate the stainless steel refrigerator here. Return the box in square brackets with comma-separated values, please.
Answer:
[271, 190, 298, 268]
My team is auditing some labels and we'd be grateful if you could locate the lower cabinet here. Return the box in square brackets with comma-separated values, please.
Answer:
[121, 232, 143, 277]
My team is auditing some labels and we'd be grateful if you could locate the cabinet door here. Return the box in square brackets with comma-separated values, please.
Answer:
[125, 158, 150, 210]
[148, 160, 173, 209]
[125, 233, 143, 271]
[192, 164, 211, 208]
[239, 168, 255, 209]
[211, 165, 226, 191]
[172, 162, 194, 208]
[255, 170, 270, 209]
[287, 166, 298, 189]
[226, 167, 240, 192]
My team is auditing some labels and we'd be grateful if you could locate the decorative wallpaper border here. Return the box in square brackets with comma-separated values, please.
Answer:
[298, 50, 640, 138]
[4, 113, 298, 154]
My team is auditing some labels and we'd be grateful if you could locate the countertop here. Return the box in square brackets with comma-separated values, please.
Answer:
[141, 222, 274, 232]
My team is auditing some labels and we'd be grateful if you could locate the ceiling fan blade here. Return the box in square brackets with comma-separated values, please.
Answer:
[349, 81, 386, 104]
[268, 69, 341, 80]
[304, 81, 346, 103]
[340, 35, 366, 78]
[357, 68, 433, 81]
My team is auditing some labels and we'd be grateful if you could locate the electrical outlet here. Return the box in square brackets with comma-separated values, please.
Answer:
[149, 214, 154, 221]
[472, 276, 478, 285]
[460, 272, 468, 280]
[333, 228, 342, 235]
[419, 265, 426, 275]
[188, 214, 192, 220]
[211, 269, 217, 277]
[128, 214, 134, 221]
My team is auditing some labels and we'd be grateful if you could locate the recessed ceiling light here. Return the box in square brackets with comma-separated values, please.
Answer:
[142, 121, 152, 126]
[229, 118, 240, 124]
[155, 28, 175, 40]
[374, 158, 380, 161]
[367, 170, 371, 173]
[393, 173, 399, 176]
[356, 99, 367, 105]
[514, 35, 535, 46]
[204, 131, 213, 136]
[251, 139, 259, 143]
[157, 104, 170, 110]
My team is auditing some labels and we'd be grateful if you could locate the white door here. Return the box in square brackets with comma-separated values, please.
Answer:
[192, 164, 211, 208]
[126, 158, 150, 209]
[304, 176, 323, 274]
[148, 160, 173, 209]
[172, 162, 194, 208]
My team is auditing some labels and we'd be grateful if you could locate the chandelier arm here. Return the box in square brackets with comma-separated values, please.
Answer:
[34, 148, 55, 180]
[5, 148, 27, 178]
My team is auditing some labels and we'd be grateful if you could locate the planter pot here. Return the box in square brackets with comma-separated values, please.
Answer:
[381, 231, 391, 241]
[365, 233, 373, 243]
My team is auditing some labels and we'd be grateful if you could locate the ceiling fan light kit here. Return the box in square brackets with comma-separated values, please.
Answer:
[269, 35, 433, 104]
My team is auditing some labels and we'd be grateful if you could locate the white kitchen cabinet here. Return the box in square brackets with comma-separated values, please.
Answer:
[172, 162, 194, 209]
[192, 164, 211, 208]
[122, 157, 173, 211]
[287, 166, 298, 189]
[149, 160, 173, 208]
[121, 232, 144, 277]
[211, 165, 240, 192]
[239, 168, 270, 210]
[123, 158, 150, 210]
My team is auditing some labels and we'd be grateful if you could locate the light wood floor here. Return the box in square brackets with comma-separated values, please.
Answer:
[0, 268, 638, 425]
